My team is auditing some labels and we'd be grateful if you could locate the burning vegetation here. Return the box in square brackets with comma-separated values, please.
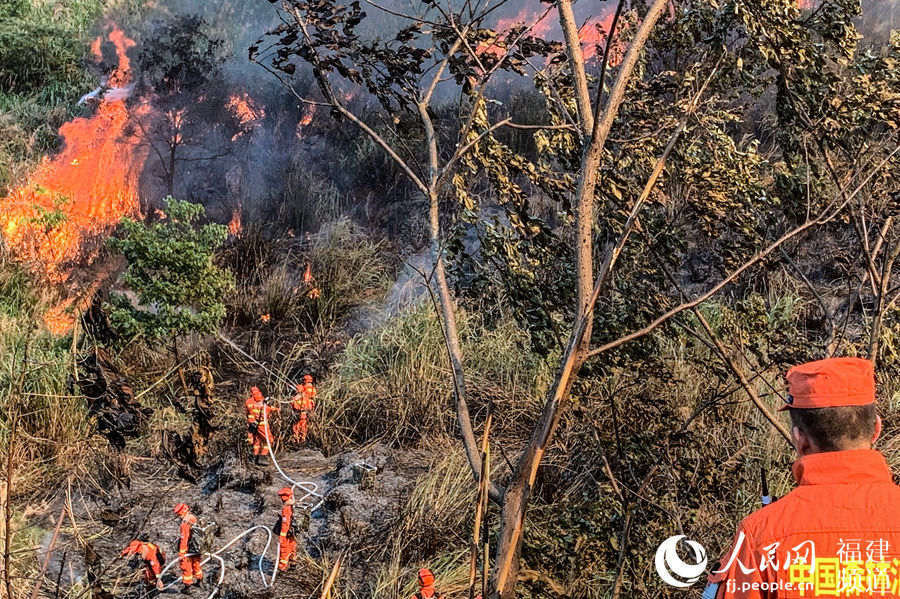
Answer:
[1, 1, 899, 599]
[0, 27, 148, 282]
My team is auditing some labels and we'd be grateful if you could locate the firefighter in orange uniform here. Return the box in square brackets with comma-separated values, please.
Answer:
[274, 487, 298, 571]
[245, 386, 263, 447]
[251, 395, 279, 464]
[291, 375, 316, 443]
[410, 568, 443, 599]
[704, 357, 900, 598]
[121, 539, 166, 590]
[173, 503, 203, 586]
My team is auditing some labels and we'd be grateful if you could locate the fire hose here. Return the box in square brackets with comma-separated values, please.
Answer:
[153, 525, 274, 599]
[147, 335, 324, 594]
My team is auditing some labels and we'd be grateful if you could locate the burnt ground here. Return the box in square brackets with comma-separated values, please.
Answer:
[44, 442, 433, 599]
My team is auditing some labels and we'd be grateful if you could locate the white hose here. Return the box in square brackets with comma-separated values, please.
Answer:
[260, 404, 325, 587]
[262, 404, 325, 513]
[151, 335, 324, 593]
[157, 524, 275, 591]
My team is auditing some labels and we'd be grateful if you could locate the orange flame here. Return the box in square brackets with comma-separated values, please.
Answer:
[227, 93, 264, 140]
[0, 26, 149, 333]
[481, 7, 618, 62]
[303, 263, 313, 284]
[580, 13, 619, 63]
[1, 26, 148, 284]
[228, 206, 242, 236]
[296, 105, 317, 139]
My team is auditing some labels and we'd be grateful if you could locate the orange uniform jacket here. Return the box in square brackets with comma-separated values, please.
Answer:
[140, 542, 165, 577]
[125, 542, 165, 581]
[292, 384, 316, 413]
[258, 404, 278, 431]
[179, 514, 198, 555]
[410, 588, 440, 599]
[246, 397, 262, 424]
[278, 503, 294, 537]
[707, 449, 900, 598]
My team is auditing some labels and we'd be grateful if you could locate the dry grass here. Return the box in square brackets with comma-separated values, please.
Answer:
[366, 446, 477, 599]
[313, 300, 554, 452]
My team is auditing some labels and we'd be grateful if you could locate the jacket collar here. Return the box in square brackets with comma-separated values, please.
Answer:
[792, 449, 893, 486]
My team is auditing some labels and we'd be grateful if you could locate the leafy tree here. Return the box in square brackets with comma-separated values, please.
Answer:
[255, 0, 899, 596]
[106, 198, 234, 349]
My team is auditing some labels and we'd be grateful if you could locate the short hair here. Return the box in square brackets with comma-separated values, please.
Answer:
[789, 405, 877, 451]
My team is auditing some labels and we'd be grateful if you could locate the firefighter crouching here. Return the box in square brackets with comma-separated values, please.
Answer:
[704, 357, 900, 598]
[275, 487, 298, 571]
[173, 503, 203, 586]
[122, 539, 165, 590]
[291, 375, 316, 444]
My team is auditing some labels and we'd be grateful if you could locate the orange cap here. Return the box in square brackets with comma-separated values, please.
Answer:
[251, 386, 263, 398]
[418, 568, 435, 587]
[173, 503, 189, 516]
[780, 357, 875, 411]
[277, 487, 293, 500]
[303, 374, 313, 383]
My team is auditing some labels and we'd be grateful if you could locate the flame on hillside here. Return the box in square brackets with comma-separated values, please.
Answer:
[296, 105, 317, 139]
[227, 93, 265, 140]
[480, 6, 618, 61]
[228, 206, 242, 236]
[0, 26, 150, 332]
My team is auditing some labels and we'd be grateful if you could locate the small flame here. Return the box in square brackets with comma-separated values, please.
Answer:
[296, 105, 317, 139]
[227, 93, 264, 140]
[303, 263, 313, 284]
[260, 313, 271, 323]
[228, 206, 242, 236]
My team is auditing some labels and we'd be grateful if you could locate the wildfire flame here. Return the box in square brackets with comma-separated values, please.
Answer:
[227, 93, 264, 140]
[480, 6, 621, 61]
[228, 206, 242, 236]
[0, 26, 149, 332]
[296, 105, 317, 139]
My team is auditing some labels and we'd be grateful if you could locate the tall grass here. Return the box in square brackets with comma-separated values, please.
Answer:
[0, 255, 93, 494]
[367, 448, 475, 599]
[314, 301, 553, 452]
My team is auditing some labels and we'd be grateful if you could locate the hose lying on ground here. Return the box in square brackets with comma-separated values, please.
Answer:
[150, 334, 325, 595]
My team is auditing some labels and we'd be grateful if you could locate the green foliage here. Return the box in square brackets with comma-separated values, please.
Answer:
[106, 198, 234, 342]
[0, 0, 106, 95]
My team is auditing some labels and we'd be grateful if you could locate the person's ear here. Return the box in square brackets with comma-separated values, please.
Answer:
[792, 425, 813, 455]
[872, 415, 882, 445]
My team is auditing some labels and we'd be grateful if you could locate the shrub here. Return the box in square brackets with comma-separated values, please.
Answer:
[106, 197, 234, 346]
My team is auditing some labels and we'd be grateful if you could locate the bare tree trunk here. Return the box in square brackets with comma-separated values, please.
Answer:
[167, 142, 177, 197]
[869, 241, 900, 362]
[418, 101, 501, 501]
[557, 0, 593, 136]
[490, 2, 670, 596]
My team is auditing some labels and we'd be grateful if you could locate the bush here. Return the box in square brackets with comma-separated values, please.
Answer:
[107, 197, 234, 345]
